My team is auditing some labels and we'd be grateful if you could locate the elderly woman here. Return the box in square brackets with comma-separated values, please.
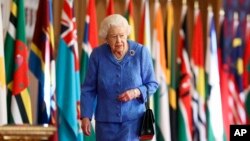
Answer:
[80, 14, 158, 141]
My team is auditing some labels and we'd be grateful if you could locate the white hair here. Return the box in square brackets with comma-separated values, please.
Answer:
[99, 14, 131, 39]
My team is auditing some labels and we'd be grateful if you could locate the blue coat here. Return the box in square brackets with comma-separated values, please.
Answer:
[80, 40, 158, 122]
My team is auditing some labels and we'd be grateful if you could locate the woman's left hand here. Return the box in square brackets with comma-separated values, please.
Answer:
[117, 88, 140, 102]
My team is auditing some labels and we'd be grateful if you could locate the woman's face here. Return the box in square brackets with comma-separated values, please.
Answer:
[106, 26, 128, 53]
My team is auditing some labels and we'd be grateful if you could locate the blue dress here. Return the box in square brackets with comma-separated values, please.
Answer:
[80, 40, 158, 141]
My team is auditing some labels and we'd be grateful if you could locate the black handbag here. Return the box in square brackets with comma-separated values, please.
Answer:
[139, 93, 155, 140]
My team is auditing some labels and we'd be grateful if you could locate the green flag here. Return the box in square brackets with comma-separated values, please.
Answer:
[4, 0, 32, 124]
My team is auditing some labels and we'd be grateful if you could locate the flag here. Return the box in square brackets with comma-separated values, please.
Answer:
[138, 0, 155, 140]
[217, 13, 231, 141]
[106, 0, 114, 16]
[177, 3, 192, 141]
[0, 0, 10, 37]
[205, 8, 224, 141]
[138, 0, 151, 52]
[4, 0, 32, 124]
[138, 0, 152, 111]
[48, 1, 58, 140]
[190, 2, 206, 140]
[56, 0, 83, 140]
[243, 15, 250, 90]
[29, 0, 56, 125]
[165, 1, 177, 141]
[244, 15, 250, 124]
[151, 1, 170, 141]
[29, 0, 57, 140]
[81, 0, 98, 84]
[229, 13, 246, 125]
[81, 0, 98, 140]
[124, 0, 135, 40]
[0, 4, 7, 125]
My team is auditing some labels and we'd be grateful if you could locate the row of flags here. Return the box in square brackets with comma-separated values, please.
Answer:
[0, 0, 250, 141]
[140, 1, 250, 141]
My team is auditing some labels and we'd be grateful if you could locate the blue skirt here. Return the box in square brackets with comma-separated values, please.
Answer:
[96, 118, 141, 141]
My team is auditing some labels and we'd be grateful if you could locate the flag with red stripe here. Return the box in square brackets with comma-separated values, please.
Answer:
[228, 13, 246, 125]
[177, 3, 192, 141]
[190, 3, 206, 140]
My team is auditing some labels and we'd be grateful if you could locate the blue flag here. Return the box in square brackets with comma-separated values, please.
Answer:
[56, 0, 83, 140]
[29, 0, 56, 126]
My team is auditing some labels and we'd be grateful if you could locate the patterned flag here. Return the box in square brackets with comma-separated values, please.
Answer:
[124, 0, 135, 40]
[0, 4, 7, 125]
[229, 13, 246, 125]
[190, 2, 206, 140]
[165, 1, 177, 141]
[81, 0, 98, 140]
[29, 0, 57, 140]
[29, 0, 56, 125]
[177, 3, 192, 141]
[4, 0, 32, 124]
[56, 0, 83, 140]
[205, 8, 224, 141]
[106, 0, 114, 16]
[151, 1, 170, 141]
[138, 0, 151, 52]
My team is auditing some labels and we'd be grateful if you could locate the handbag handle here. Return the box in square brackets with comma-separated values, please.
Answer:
[145, 92, 150, 110]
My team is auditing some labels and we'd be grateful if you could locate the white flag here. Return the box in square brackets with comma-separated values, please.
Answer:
[0, 4, 7, 125]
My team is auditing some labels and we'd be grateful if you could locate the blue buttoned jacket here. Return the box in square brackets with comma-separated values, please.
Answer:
[80, 40, 158, 122]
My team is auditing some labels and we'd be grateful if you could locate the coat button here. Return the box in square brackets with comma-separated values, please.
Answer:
[117, 113, 121, 117]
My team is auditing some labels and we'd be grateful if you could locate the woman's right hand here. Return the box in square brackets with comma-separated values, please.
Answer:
[81, 117, 91, 136]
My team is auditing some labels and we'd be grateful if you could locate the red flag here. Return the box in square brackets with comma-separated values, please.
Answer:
[106, 0, 114, 15]
[86, 0, 98, 48]
[243, 16, 250, 90]
[177, 3, 192, 141]
[218, 17, 232, 141]
[138, 0, 151, 52]
[190, 4, 206, 140]
[244, 16, 250, 124]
